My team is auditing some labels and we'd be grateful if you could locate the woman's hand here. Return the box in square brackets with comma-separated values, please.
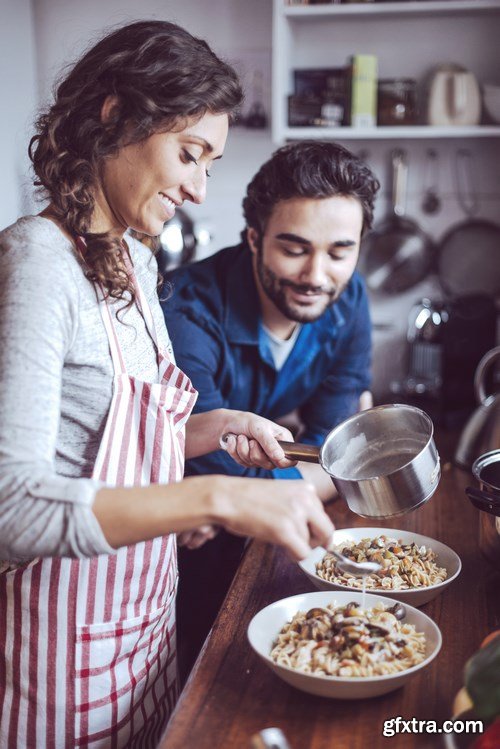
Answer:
[95, 472, 333, 559]
[204, 475, 334, 561]
[219, 411, 297, 470]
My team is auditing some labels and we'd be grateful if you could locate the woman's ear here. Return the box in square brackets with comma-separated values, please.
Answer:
[100, 94, 121, 125]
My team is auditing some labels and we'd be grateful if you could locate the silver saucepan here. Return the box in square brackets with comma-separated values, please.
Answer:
[279, 404, 441, 519]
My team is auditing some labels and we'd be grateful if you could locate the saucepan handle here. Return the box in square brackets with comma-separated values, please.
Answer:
[277, 440, 321, 464]
[219, 434, 321, 464]
[466, 486, 500, 517]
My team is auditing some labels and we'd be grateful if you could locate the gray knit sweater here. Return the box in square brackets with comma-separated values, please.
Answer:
[0, 216, 173, 563]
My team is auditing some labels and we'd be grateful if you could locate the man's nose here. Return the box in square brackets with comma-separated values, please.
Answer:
[300, 254, 329, 288]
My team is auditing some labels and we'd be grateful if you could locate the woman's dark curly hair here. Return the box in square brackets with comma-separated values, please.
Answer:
[242, 141, 380, 243]
[29, 20, 243, 303]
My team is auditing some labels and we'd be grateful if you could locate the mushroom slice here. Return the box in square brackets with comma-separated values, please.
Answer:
[305, 607, 330, 620]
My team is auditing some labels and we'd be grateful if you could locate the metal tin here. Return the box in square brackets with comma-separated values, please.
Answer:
[319, 404, 441, 518]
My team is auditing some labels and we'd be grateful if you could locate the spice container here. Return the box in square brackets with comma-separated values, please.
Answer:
[377, 78, 418, 126]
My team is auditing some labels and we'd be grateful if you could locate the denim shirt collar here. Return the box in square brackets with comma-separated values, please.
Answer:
[223, 245, 347, 346]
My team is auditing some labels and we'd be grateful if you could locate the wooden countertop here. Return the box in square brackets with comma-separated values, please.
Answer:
[161, 431, 500, 749]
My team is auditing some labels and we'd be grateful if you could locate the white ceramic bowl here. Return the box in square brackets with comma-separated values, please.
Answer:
[483, 83, 500, 123]
[298, 528, 461, 607]
[247, 590, 442, 699]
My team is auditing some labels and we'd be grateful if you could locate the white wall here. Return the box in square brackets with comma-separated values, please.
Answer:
[1, 0, 275, 242]
[0, 0, 38, 230]
[33, 0, 272, 102]
[28, 0, 275, 251]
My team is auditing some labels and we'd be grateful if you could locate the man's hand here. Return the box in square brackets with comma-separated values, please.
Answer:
[220, 411, 298, 470]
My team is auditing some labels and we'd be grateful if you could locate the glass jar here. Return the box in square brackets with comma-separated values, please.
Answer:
[377, 78, 418, 126]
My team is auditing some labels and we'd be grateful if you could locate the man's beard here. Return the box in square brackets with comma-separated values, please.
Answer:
[255, 247, 340, 323]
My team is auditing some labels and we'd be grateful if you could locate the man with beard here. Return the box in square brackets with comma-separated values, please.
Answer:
[162, 140, 380, 677]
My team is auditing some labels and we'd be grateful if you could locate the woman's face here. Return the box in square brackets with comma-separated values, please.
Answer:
[96, 111, 229, 236]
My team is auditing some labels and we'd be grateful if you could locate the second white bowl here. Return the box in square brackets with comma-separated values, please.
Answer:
[248, 591, 442, 699]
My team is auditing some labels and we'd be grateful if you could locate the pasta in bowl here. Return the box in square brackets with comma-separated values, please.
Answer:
[298, 528, 461, 607]
[247, 591, 442, 699]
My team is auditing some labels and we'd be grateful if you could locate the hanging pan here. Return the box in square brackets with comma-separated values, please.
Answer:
[360, 149, 435, 294]
[437, 149, 500, 298]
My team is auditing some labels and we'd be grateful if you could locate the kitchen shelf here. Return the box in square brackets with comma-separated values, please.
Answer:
[283, 1, 500, 20]
[273, 0, 500, 143]
[281, 125, 500, 140]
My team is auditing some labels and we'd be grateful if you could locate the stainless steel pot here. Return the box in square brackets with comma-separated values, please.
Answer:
[466, 449, 500, 566]
[455, 346, 500, 469]
[279, 404, 441, 519]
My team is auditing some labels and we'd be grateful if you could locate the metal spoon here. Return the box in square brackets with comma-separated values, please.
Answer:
[325, 542, 382, 578]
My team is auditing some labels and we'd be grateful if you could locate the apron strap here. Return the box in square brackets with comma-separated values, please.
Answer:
[75, 235, 164, 375]
[122, 249, 163, 355]
[74, 235, 129, 376]
[99, 300, 128, 376]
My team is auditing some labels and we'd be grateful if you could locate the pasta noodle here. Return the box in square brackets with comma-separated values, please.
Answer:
[270, 602, 426, 677]
[316, 535, 448, 590]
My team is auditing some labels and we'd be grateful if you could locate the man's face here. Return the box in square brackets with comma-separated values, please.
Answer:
[248, 195, 364, 325]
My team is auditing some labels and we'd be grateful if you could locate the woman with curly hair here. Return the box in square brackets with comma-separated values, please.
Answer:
[0, 20, 333, 748]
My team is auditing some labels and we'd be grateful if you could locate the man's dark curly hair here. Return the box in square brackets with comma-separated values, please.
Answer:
[242, 141, 380, 242]
[29, 20, 243, 305]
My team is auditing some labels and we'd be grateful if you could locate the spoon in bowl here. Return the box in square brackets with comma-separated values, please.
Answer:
[325, 542, 382, 578]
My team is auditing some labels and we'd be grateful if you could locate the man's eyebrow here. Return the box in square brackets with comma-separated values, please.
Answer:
[275, 232, 312, 245]
[333, 239, 357, 248]
[185, 135, 223, 160]
[275, 232, 357, 248]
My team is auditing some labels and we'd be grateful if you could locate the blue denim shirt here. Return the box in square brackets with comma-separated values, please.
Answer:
[163, 243, 371, 480]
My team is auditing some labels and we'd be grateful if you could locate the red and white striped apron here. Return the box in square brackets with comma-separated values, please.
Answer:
[0, 256, 197, 748]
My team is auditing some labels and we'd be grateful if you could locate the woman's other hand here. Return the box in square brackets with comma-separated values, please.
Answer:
[177, 524, 219, 549]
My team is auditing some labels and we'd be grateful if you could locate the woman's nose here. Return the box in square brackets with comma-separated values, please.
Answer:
[183, 168, 207, 205]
